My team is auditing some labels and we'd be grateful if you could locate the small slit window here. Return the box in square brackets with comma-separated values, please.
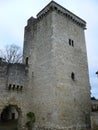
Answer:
[20, 86, 23, 90]
[17, 85, 19, 90]
[71, 72, 75, 80]
[26, 57, 29, 65]
[69, 39, 71, 46]
[13, 84, 15, 90]
[8, 84, 11, 90]
[69, 39, 74, 47]
[72, 40, 74, 47]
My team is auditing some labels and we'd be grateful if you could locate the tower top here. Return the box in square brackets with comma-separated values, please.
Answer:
[37, 1, 86, 29]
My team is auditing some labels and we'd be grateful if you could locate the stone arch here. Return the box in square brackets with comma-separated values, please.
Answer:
[0, 104, 22, 130]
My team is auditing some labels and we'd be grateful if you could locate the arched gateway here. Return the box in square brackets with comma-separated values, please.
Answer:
[0, 105, 22, 130]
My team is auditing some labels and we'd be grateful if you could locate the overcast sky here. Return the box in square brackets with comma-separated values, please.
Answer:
[0, 0, 98, 98]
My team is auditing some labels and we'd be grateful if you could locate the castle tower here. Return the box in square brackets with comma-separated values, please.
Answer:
[23, 1, 91, 130]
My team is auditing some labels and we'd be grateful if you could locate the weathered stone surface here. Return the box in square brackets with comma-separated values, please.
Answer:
[0, 1, 91, 130]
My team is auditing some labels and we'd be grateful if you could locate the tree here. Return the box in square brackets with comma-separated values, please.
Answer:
[91, 96, 96, 100]
[0, 44, 22, 63]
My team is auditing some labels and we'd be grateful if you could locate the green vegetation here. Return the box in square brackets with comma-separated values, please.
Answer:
[26, 112, 36, 130]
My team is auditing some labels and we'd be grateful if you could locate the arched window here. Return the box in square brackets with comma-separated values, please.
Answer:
[71, 72, 75, 80]
[26, 57, 29, 65]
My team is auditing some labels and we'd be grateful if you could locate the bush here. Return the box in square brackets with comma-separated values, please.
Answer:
[26, 112, 36, 129]
[26, 112, 36, 123]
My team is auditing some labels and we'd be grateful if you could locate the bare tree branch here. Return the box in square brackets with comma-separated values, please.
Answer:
[0, 44, 22, 63]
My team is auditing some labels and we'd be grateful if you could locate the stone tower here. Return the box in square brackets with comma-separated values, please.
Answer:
[0, 1, 91, 130]
[23, 1, 91, 130]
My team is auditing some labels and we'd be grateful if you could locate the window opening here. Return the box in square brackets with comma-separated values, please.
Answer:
[69, 39, 74, 47]
[71, 72, 75, 80]
[13, 84, 15, 90]
[69, 39, 71, 46]
[8, 84, 11, 90]
[12, 113, 15, 120]
[26, 57, 29, 65]
[72, 40, 74, 47]
[17, 85, 19, 90]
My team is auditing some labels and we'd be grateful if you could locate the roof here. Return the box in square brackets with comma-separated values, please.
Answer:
[37, 1, 86, 29]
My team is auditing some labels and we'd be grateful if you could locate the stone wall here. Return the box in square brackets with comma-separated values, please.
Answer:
[7, 63, 27, 91]
[51, 10, 90, 127]
[0, 59, 29, 129]
[23, 1, 91, 130]
[91, 100, 98, 129]
[0, 1, 91, 130]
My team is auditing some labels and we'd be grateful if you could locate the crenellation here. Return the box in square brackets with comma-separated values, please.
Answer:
[37, 1, 86, 29]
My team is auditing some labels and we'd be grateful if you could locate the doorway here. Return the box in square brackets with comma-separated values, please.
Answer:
[0, 105, 21, 130]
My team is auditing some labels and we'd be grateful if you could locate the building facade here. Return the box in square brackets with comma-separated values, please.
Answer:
[0, 1, 91, 130]
[91, 99, 98, 129]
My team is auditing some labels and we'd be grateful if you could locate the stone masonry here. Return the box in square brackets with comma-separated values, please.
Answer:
[0, 1, 91, 130]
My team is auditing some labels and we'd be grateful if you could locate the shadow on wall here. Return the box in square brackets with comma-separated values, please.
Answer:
[0, 105, 22, 130]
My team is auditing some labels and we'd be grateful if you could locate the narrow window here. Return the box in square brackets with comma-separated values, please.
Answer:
[17, 85, 19, 90]
[69, 39, 74, 47]
[8, 84, 11, 90]
[71, 72, 75, 80]
[26, 57, 28, 65]
[20, 86, 23, 90]
[13, 84, 15, 90]
[72, 40, 74, 47]
[69, 39, 71, 46]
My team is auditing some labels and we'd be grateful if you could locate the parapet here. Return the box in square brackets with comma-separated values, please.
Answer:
[0, 61, 28, 78]
[0, 61, 28, 92]
[25, 16, 37, 32]
[37, 1, 86, 29]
